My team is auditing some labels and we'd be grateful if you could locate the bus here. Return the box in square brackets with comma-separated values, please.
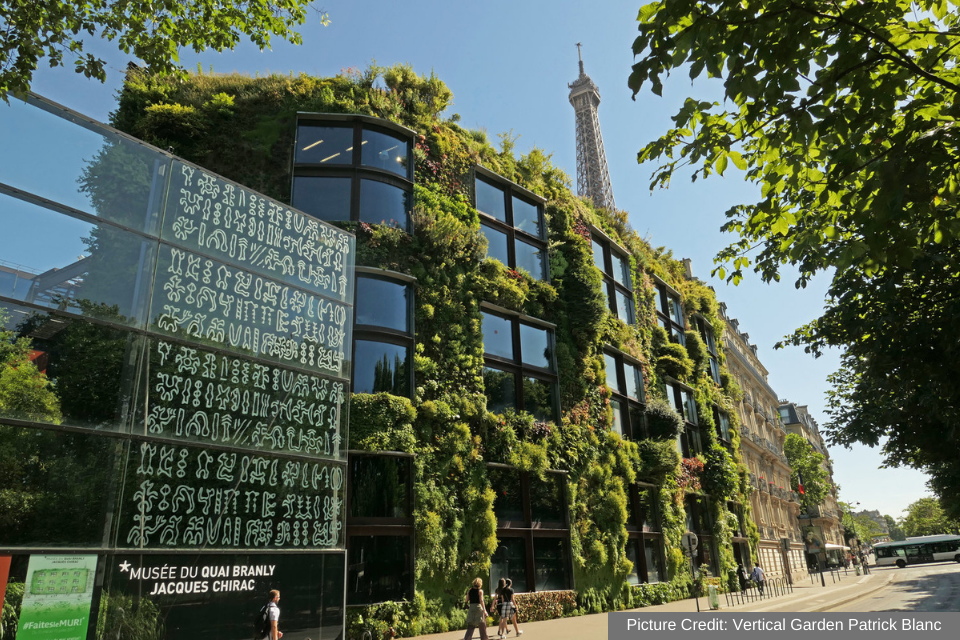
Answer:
[873, 535, 960, 568]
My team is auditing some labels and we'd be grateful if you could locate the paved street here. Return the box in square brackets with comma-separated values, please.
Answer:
[824, 562, 960, 612]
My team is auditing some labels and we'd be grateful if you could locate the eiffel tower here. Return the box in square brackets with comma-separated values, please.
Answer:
[568, 43, 616, 211]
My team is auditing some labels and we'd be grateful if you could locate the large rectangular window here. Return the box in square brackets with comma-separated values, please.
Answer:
[655, 279, 686, 344]
[604, 348, 646, 440]
[475, 168, 548, 281]
[696, 316, 722, 385]
[353, 270, 415, 399]
[625, 485, 663, 584]
[482, 309, 558, 422]
[665, 380, 701, 457]
[488, 466, 571, 592]
[591, 231, 635, 325]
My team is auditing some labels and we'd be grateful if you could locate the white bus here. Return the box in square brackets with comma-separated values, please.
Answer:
[873, 535, 960, 568]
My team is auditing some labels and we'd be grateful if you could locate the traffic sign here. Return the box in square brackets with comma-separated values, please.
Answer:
[681, 532, 698, 556]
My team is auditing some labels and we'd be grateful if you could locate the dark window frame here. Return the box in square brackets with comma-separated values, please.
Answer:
[352, 267, 416, 400]
[473, 167, 549, 282]
[603, 347, 647, 440]
[346, 451, 415, 606]
[590, 227, 635, 325]
[684, 494, 718, 575]
[625, 484, 665, 584]
[292, 114, 415, 233]
[695, 315, 722, 385]
[481, 305, 560, 423]
[488, 464, 573, 593]
[654, 278, 686, 345]
[713, 407, 733, 447]
[665, 378, 702, 458]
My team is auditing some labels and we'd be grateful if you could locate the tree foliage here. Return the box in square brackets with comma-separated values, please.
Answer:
[0, 1, 328, 98]
[883, 514, 906, 541]
[630, 0, 960, 517]
[783, 434, 829, 512]
[900, 497, 960, 537]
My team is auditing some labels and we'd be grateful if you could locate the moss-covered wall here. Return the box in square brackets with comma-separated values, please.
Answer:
[113, 65, 755, 637]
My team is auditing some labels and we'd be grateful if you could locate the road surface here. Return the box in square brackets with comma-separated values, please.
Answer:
[825, 562, 960, 612]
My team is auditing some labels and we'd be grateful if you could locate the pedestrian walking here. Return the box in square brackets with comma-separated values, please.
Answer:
[736, 563, 748, 591]
[463, 578, 490, 640]
[492, 578, 508, 640]
[502, 579, 522, 637]
[255, 590, 282, 640]
[750, 563, 766, 595]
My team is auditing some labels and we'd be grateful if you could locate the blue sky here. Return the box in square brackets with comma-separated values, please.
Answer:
[19, 0, 931, 518]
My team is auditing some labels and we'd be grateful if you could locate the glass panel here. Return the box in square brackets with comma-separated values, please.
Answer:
[102, 552, 345, 640]
[599, 284, 610, 314]
[688, 426, 703, 454]
[491, 537, 527, 593]
[296, 123, 355, 164]
[0, 97, 167, 234]
[359, 179, 410, 231]
[476, 179, 506, 222]
[292, 176, 352, 222]
[640, 489, 658, 531]
[0, 425, 124, 546]
[616, 290, 635, 324]
[628, 404, 645, 440]
[612, 252, 631, 287]
[353, 340, 409, 396]
[674, 327, 687, 346]
[625, 489, 638, 528]
[512, 196, 541, 237]
[484, 367, 516, 414]
[482, 312, 514, 360]
[610, 398, 624, 436]
[362, 128, 410, 178]
[520, 323, 551, 369]
[533, 538, 570, 591]
[644, 538, 662, 583]
[718, 412, 732, 441]
[628, 363, 644, 400]
[669, 296, 684, 325]
[709, 357, 721, 384]
[626, 539, 642, 585]
[530, 474, 565, 524]
[347, 536, 412, 604]
[704, 328, 717, 353]
[162, 160, 355, 304]
[514, 238, 546, 281]
[480, 222, 510, 265]
[141, 338, 347, 459]
[603, 352, 621, 394]
[119, 438, 345, 549]
[681, 389, 698, 424]
[522, 377, 556, 422]
[488, 467, 524, 521]
[149, 244, 352, 379]
[1, 302, 140, 430]
[685, 498, 696, 532]
[350, 456, 410, 518]
[0, 193, 155, 327]
[591, 238, 606, 273]
[356, 276, 409, 332]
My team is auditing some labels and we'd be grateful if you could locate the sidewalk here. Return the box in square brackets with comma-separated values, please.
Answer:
[403, 568, 898, 640]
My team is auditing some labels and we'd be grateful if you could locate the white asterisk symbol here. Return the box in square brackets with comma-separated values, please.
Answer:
[118, 561, 131, 573]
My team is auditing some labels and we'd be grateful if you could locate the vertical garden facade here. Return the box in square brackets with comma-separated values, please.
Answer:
[2, 65, 756, 639]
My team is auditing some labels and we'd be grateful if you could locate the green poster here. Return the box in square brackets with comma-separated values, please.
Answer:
[17, 555, 98, 640]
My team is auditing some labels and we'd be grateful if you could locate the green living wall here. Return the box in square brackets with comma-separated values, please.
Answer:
[111, 64, 754, 637]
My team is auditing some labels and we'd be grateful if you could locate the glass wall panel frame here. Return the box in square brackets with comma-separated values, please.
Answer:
[603, 347, 647, 440]
[590, 227, 636, 325]
[352, 267, 415, 400]
[654, 277, 686, 345]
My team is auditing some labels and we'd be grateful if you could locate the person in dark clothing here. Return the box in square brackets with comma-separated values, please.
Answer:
[736, 564, 748, 591]
[502, 579, 522, 637]
[463, 577, 489, 640]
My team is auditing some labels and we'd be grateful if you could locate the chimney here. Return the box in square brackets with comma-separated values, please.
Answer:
[683, 258, 693, 279]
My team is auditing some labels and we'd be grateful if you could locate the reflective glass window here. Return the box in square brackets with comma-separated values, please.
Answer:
[681, 389, 698, 424]
[482, 312, 514, 360]
[639, 490, 658, 531]
[591, 238, 606, 273]
[512, 196, 541, 237]
[0, 425, 123, 547]
[347, 535, 412, 605]
[292, 176, 352, 222]
[484, 367, 516, 414]
[356, 276, 409, 332]
[610, 398, 624, 436]
[361, 128, 410, 178]
[491, 537, 528, 593]
[295, 124, 355, 164]
[709, 357, 721, 384]
[612, 252, 630, 287]
[530, 474, 565, 524]
[616, 290, 635, 324]
[1, 98, 166, 234]
[353, 340, 409, 396]
[481, 222, 510, 265]
[523, 376, 556, 422]
[350, 456, 410, 518]
[519, 323, 551, 369]
[718, 412, 732, 441]
[0, 193, 154, 327]
[644, 538, 662, 583]
[626, 539, 642, 585]
[514, 238, 545, 281]
[629, 405, 645, 439]
[628, 363, 644, 400]
[359, 179, 410, 230]
[669, 296, 684, 325]
[489, 467, 524, 521]
[533, 538, 571, 591]
[604, 353, 621, 394]
[0, 302, 138, 430]
[476, 179, 507, 222]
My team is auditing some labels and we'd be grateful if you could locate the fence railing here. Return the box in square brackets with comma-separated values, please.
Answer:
[722, 576, 794, 608]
